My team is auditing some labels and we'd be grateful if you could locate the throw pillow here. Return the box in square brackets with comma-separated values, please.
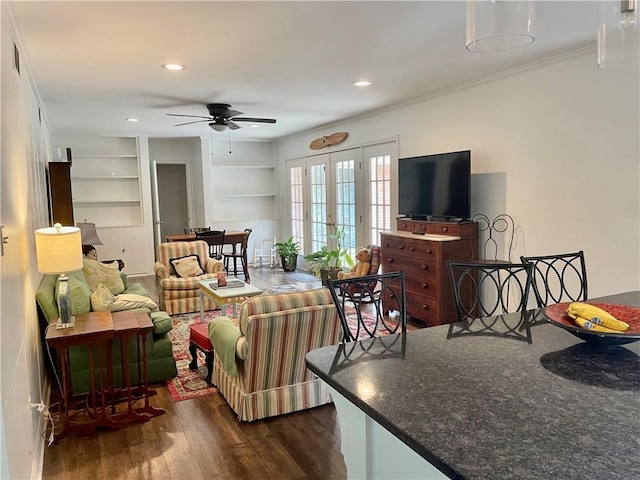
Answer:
[83, 258, 125, 295]
[110, 294, 159, 312]
[90, 283, 116, 311]
[170, 254, 204, 278]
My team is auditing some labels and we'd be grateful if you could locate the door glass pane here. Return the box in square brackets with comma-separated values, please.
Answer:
[309, 164, 327, 252]
[289, 166, 305, 254]
[335, 159, 356, 259]
[370, 154, 391, 245]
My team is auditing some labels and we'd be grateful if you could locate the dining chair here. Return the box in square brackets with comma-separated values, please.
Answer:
[520, 251, 588, 307]
[327, 271, 407, 343]
[447, 260, 534, 323]
[195, 229, 225, 260]
[223, 228, 252, 281]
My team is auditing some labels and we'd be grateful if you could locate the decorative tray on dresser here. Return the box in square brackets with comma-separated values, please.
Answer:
[381, 219, 478, 326]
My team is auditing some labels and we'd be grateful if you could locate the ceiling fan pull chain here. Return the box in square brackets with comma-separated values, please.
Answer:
[228, 128, 232, 154]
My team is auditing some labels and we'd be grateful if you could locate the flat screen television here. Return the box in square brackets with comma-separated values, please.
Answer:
[398, 150, 471, 221]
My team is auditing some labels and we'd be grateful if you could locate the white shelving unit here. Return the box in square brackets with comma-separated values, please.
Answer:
[211, 165, 278, 222]
[71, 151, 142, 227]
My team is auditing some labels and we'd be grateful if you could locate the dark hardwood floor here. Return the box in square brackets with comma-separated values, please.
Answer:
[42, 267, 423, 479]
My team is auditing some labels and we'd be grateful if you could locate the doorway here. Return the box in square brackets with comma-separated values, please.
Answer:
[153, 163, 190, 246]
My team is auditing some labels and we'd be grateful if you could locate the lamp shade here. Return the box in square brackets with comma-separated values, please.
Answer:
[77, 221, 103, 245]
[598, 0, 639, 69]
[466, 0, 535, 53]
[34, 223, 83, 274]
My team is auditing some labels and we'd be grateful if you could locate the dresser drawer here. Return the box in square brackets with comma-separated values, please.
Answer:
[383, 254, 437, 276]
[406, 274, 437, 299]
[406, 294, 438, 326]
[382, 236, 439, 260]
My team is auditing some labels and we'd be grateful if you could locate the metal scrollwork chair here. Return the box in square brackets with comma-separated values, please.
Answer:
[327, 271, 407, 343]
[520, 251, 588, 307]
[195, 229, 226, 260]
[447, 260, 534, 324]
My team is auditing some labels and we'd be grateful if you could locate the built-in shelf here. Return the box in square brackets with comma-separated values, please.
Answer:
[74, 154, 138, 158]
[72, 176, 139, 180]
[213, 193, 276, 198]
[74, 200, 140, 205]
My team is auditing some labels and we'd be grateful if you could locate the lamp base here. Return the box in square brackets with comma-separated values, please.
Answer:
[56, 316, 76, 329]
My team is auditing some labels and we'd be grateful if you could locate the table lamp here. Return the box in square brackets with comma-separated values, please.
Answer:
[35, 223, 83, 328]
[77, 220, 103, 259]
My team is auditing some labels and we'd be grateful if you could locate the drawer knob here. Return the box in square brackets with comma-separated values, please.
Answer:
[426, 249, 432, 254]
[387, 258, 394, 263]
[442, 227, 448, 233]
[410, 247, 415, 251]
[422, 304, 429, 310]
[399, 245, 404, 250]
[421, 283, 429, 289]
[421, 264, 429, 271]
[384, 243, 390, 247]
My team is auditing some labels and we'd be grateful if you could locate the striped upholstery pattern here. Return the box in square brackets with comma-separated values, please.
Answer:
[213, 288, 342, 422]
[154, 241, 224, 315]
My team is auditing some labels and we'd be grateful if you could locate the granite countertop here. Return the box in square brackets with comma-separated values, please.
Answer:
[306, 291, 640, 480]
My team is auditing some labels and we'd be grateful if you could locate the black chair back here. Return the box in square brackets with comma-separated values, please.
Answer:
[520, 251, 587, 307]
[447, 261, 534, 322]
[327, 271, 407, 343]
[195, 229, 225, 260]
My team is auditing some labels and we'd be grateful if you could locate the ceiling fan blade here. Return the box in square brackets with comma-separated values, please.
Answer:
[209, 123, 228, 132]
[173, 119, 211, 126]
[227, 109, 243, 117]
[232, 117, 277, 124]
[167, 113, 212, 119]
[227, 121, 241, 130]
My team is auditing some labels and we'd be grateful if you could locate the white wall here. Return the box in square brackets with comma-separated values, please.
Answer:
[277, 50, 640, 297]
[1, 4, 53, 478]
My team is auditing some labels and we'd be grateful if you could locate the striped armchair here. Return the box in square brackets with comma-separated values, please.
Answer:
[154, 241, 225, 315]
[211, 289, 343, 422]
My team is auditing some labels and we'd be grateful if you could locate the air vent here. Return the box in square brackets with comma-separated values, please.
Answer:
[13, 41, 20, 75]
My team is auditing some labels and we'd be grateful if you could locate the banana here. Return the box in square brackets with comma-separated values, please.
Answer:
[566, 302, 629, 332]
[570, 315, 622, 334]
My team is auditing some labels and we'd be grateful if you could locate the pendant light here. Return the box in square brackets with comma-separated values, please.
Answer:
[466, 0, 535, 53]
[598, 0, 639, 69]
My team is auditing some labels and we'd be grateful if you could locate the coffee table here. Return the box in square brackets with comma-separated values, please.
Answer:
[198, 279, 263, 319]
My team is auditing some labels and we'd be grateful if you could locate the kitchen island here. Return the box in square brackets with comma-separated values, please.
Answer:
[306, 291, 640, 480]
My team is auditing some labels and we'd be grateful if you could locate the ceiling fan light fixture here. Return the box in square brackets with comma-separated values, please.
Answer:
[209, 123, 228, 132]
[353, 80, 372, 87]
[162, 63, 185, 71]
[466, 0, 535, 53]
[597, 0, 639, 69]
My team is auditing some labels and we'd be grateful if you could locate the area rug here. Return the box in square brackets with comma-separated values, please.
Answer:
[166, 312, 222, 402]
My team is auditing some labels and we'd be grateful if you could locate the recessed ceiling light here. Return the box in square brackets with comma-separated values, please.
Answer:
[125, 117, 139, 122]
[162, 63, 185, 71]
[353, 80, 372, 87]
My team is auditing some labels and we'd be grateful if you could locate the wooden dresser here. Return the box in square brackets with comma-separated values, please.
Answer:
[381, 219, 478, 326]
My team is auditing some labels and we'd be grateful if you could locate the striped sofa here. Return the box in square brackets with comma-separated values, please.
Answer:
[211, 289, 343, 422]
[154, 241, 225, 315]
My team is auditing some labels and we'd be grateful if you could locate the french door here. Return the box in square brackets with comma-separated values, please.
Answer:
[285, 140, 396, 262]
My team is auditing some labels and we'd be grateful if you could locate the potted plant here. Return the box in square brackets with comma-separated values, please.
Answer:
[304, 225, 353, 286]
[275, 236, 300, 272]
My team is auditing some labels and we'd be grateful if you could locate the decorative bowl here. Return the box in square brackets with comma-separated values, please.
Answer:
[544, 302, 640, 346]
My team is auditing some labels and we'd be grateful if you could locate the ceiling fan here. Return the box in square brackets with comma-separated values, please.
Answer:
[167, 103, 277, 132]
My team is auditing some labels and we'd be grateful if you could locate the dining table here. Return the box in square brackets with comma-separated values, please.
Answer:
[306, 290, 640, 480]
[165, 230, 250, 282]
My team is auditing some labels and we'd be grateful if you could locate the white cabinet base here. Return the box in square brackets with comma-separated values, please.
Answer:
[329, 387, 447, 480]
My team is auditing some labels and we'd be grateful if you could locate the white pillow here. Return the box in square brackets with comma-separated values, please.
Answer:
[170, 255, 204, 278]
[83, 258, 125, 295]
[90, 283, 159, 312]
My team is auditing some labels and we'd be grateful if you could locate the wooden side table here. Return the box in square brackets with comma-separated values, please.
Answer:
[45, 311, 121, 440]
